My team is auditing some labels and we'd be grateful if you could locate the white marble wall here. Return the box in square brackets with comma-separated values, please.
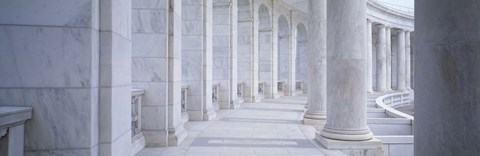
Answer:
[237, 0, 259, 103]
[0, 0, 132, 155]
[212, 0, 238, 109]
[167, 0, 187, 146]
[132, 0, 186, 147]
[99, 0, 132, 155]
[182, 0, 217, 121]
[132, 0, 168, 147]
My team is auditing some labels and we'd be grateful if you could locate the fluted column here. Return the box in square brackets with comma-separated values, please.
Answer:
[405, 31, 412, 90]
[366, 20, 374, 93]
[304, 0, 327, 127]
[376, 25, 387, 92]
[386, 26, 392, 91]
[396, 30, 406, 91]
[319, 0, 374, 142]
[416, 0, 480, 155]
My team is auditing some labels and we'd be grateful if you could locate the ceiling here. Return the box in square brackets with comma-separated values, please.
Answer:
[281, 0, 309, 13]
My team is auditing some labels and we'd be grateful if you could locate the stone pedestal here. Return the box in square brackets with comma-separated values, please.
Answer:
[317, 133, 383, 156]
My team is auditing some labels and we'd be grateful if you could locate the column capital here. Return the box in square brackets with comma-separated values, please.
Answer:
[376, 23, 386, 28]
[367, 18, 372, 23]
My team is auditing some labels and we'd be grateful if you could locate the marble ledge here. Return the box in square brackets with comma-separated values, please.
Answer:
[0, 106, 32, 128]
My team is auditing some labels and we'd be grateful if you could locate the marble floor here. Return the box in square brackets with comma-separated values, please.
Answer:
[136, 95, 348, 156]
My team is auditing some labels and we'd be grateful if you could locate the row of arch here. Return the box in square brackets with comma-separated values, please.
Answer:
[237, 1, 308, 101]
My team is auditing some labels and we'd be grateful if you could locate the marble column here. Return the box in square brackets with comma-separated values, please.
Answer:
[415, 0, 480, 155]
[366, 20, 374, 93]
[405, 31, 412, 90]
[386, 26, 393, 91]
[319, 0, 375, 143]
[396, 30, 406, 91]
[304, 0, 327, 127]
[182, 0, 217, 121]
[376, 24, 387, 92]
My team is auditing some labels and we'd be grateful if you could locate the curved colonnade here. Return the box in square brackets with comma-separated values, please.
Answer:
[0, 0, 415, 155]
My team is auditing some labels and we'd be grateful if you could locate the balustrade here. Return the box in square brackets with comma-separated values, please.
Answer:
[131, 89, 146, 155]
[212, 84, 220, 104]
[181, 85, 189, 113]
[258, 82, 265, 94]
[277, 81, 285, 92]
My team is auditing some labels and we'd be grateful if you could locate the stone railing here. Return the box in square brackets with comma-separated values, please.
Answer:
[131, 89, 145, 155]
[258, 82, 265, 94]
[212, 84, 220, 104]
[237, 83, 244, 98]
[0, 106, 32, 156]
[373, 0, 414, 15]
[295, 81, 304, 91]
[375, 92, 414, 120]
[181, 85, 189, 113]
[277, 81, 285, 92]
[131, 89, 145, 138]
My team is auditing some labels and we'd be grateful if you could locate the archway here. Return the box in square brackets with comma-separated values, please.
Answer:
[258, 4, 273, 99]
[277, 15, 290, 95]
[295, 23, 308, 93]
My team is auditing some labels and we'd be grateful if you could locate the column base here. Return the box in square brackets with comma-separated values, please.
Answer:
[245, 95, 261, 103]
[203, 109, 217, 121]
[320, 127, 374, 141]
[316, 131, 383, 151]
[188, 110, 217, 121]
[167, 123, 187, 146]
[303, 113, 327, 130]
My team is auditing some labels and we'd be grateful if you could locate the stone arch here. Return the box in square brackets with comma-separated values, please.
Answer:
[277, 15, 290, 94]
[258, 4, 273, 98]
[295, 23, 308, 93]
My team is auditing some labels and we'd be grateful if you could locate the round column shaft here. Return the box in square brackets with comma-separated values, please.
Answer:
[366, 20, 374, 93]
[376, 25, 387, 92]
[396, 30, 406, 91]
[405, 31, 412, 90]
[416, 0, 480, 155]
[304, 0, 327, 126]
[386, 27, 392, 91]
[320, 0, 373, 141]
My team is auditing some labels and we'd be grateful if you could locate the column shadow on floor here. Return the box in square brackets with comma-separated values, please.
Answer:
[191, 137, 315, 148]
